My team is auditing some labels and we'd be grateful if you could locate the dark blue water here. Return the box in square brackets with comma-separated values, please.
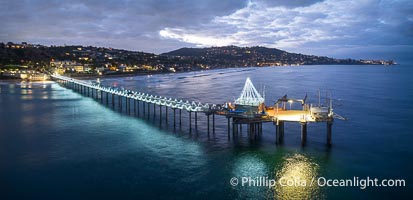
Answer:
[1, 65, 412, 199]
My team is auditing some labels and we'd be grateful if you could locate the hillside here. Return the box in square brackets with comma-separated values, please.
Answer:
[162, 46, 374, 67]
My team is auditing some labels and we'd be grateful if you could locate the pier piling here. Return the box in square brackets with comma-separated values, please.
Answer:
[166, 107, 168, 124]
[212, 113, 215, 134]
[179, 109, 182, 128]
[128, 97, 131, 114]
[232, 121, 235, 136]
[195, 112, 198, 130]
[189, 111, 192, 133]
[143, 101, 145, 115]
[147, 102, 150, 119]
[160, 105, 162, 126]
[173, 109, 176, 128]
[137, 100, 140, 117]
[153, 103, 156, 119]
[275, 121, 283, 144]
[118, 96, 121, 110]
[207, 114, 210, 135]
[327, 121, 333, 146]
[134, 99, 136, 114]
[301, 122, 307, 146]
[112, 94, 115, 107]
[279, 121, 284, 141]
[227, 117, 231, 139]
[146, 102, 151, 119]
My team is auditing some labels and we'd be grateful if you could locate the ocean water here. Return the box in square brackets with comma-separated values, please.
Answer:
[1, 65, 412, 199]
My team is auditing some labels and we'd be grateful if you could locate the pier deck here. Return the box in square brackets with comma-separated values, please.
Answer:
[266, 109, 313, 122]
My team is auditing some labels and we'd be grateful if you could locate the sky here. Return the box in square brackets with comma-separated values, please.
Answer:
[1, 0, 412, 61]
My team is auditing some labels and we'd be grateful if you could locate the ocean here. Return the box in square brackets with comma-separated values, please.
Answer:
[1, 65, 412, 199]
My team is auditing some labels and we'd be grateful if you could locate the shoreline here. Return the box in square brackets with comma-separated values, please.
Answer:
[48, 63, 399, 80]
[1, 63, 397, 81]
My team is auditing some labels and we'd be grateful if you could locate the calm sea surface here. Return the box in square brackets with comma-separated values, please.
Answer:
[1, 65, 412, 199]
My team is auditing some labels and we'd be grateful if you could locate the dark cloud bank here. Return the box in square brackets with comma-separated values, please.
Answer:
[1, 0, 412, 61]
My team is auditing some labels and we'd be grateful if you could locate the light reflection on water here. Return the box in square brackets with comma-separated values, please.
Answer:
[232, 154, 270, 199]
[21, 115, 36, 126]
[274, 153, 322, 200]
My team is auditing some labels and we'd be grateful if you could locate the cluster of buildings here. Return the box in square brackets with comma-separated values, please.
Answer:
[49, 46, 172, 75]
[359, 59, 395, 65]
[0, 67, 49, 81]
[51, 60, 93, 74]
[50, 60, 169, 75]
[2, 42, 45, 49]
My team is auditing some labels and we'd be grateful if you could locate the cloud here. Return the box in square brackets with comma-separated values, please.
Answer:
[159, 0, 413, 57]
[0, 0, 412, 58]
[160, 28, 243, 46]
[255, 0, 324, 8]
[0, 0, 246, 52]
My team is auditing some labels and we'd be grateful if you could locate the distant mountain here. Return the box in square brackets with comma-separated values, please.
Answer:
[163, 46, 285, 57]
[162, 47, 210, 57]
[162, 45, 390, 67]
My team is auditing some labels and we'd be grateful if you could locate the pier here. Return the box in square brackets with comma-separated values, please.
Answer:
[51, 74, 345, 146]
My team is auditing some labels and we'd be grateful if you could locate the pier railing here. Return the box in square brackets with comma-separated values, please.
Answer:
[51, 74, 217, 112]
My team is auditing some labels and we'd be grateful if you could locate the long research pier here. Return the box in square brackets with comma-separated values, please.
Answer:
[51, 74, 345, 146]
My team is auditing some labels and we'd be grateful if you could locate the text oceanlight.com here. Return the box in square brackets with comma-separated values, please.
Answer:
[229, 176, 405, 189]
